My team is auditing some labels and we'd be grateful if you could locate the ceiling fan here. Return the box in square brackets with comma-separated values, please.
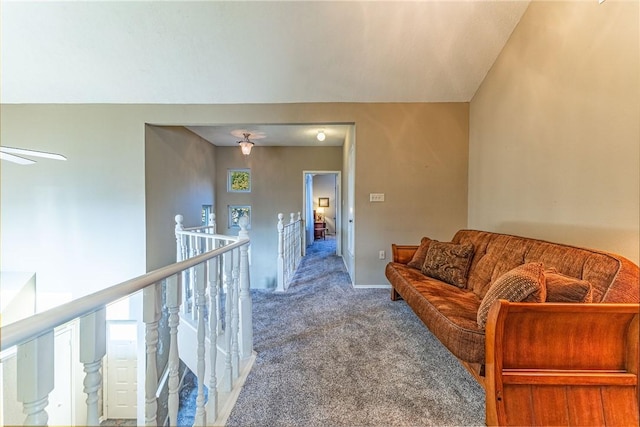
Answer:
[0, 146, 67, 165]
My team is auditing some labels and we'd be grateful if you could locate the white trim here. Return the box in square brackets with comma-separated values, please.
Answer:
[351, 284, 391, 289]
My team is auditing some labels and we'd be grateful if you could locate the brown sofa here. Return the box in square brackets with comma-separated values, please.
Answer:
[386, 229, 640, 426]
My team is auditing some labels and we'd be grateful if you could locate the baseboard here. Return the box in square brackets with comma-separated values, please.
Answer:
[212, 352, 257, 426]
[351, 284, 391, 289]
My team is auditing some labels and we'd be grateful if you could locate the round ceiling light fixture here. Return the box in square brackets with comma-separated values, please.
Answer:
[238, 133, 255, 155]
[316, 130, 326, 142]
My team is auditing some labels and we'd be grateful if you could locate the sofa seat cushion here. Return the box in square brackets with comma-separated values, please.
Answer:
[385, 262, 486, 363]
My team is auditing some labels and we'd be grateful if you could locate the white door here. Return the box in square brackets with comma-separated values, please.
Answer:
[346, 142, 356, 281]
[105, 321, 137, 419]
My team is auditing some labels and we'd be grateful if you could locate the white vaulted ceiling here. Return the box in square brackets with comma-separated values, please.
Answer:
[1, 0, 531, 105]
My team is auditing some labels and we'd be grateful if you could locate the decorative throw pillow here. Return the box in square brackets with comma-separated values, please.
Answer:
[407, 237, 434, 270]
[545, 270, 593, 303]
[421, 241, 474, 288]
[477, 262, 546, 329]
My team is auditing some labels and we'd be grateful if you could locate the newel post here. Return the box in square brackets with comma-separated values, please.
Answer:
[175, 214, 185, 262]
[238, 216, 253, 358]
[80, 307, 107, 426]
[208, 212, 216, 234]
[276, 213, 285, 292]
[17, 331, 55, 426]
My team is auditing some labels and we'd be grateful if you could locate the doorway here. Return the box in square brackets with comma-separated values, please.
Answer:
[303, 171, 341, 256]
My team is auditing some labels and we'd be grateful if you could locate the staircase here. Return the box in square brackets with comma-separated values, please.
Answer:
[0, 214, 254, 426]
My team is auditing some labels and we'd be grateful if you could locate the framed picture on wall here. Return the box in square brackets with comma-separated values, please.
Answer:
[228, 169, 251, 192]
[319, 197, 329, 207]
[228, 205, 251, 229]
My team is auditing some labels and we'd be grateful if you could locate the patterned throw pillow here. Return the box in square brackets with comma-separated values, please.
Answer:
[477, 262, 546, 329]
[407, 237, 434, 270]
[421, 241, 474, 288]
[545, 270, 593, 303]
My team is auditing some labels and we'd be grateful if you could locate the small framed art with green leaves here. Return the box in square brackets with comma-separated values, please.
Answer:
[228, 169, 251, 192]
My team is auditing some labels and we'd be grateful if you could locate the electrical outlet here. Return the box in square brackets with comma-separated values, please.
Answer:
[379, 250, 385, 260]
[370, 193, 385, 202]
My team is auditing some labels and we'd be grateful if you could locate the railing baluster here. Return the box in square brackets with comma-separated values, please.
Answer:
[194, 262, 207, 426]
[144, 282, 161, 426]
[216, 240, 224, 335]
[231, 248, 240, 380]
[17, 331, 54, 426]
[166, 274, 181, 426]
[276, 213, 285, 292]
[222, 250, 233, 392]
[80, 308, 106, 426]
[238, 217, 253, 358]
[207, 253, 219, 421]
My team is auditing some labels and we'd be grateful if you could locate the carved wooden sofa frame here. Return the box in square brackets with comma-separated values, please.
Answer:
[388, 236, 639, 426]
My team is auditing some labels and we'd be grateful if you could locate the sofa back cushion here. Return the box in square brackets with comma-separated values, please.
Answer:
[451, 229, 638, 303]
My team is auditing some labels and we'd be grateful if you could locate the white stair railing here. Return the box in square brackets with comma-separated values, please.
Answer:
[276, 212, 305, 292]
[0, 216, 253, 427]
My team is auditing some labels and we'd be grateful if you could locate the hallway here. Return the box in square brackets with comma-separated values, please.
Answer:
[225, 233, 484, 426]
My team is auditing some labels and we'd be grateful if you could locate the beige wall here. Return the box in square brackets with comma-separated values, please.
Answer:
[469, 1, 640, 264]
[145, 125, 217, 271]
[1, 102, 469, 293]
[215, 146, 342, 288]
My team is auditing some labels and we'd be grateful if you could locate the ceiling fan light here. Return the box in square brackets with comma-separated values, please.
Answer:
[0, 151, 36, 165]
[317, 130, 326, 142]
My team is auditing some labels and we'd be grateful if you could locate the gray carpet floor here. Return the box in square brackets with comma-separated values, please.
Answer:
[226, 237, 485, 427]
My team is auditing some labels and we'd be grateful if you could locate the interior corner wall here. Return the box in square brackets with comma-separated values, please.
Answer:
[1, 102, 469, 293]
[469, 1, 640, 264]
[214, 146, 343, 289]
[144, 125, 216, 271]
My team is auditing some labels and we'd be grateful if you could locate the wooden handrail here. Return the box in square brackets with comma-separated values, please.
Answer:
[0, 238, 248, 351]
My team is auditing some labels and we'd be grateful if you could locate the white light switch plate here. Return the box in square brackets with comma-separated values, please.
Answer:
[370, 193, 385, 202]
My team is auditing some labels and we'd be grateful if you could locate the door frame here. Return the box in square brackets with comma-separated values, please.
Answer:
[303, 170, 342, 256]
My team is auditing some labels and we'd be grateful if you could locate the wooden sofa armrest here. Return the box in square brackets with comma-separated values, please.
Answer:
[485, 301, 639, 426]
[391, 244, 418, 264]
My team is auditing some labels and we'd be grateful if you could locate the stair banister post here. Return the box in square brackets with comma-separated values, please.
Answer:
[207, 253, 219, 421]
[238, 216, 253, 358]
[79, 307, 107, 426]
[175, 214, 185, 262]
[166, 274, 182, 426]
[231, 248, 240, 380]
[288, 213, 295, 281]
[16, 330, 55, 426]
[296, 212, 302, 267]
[143, 283, 162, 426]
[276, 213, 285, 292]
[222, 250, 234, 392]
[208, 212, 216, 234]
[194, 261, 207, 426]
